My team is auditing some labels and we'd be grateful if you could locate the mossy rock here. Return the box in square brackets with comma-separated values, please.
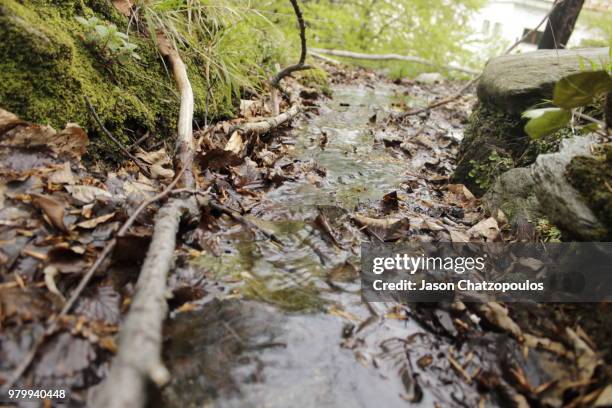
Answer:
[566, 144, 612, 240]
[477, 47, 610, 113]
[0, 0, 232, 162]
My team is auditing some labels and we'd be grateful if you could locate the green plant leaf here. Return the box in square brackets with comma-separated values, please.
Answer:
[553, 71, 612, 109]
[523, 108, 572, 139]
[95, 25, 109, 38]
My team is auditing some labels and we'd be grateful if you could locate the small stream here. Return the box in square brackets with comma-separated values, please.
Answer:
[158, 84, 497, 407]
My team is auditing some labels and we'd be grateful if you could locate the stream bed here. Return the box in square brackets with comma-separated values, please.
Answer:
[158, 83, 542, 408]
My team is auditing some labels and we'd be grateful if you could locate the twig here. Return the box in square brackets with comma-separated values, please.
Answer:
[209, 200, 282, 244]
[91, 34, 198, 408]
[84, 96, 151, 177]
[270, 0, 312, 88]
[128, 131, 151, 152]
[0, 169, 187, 392]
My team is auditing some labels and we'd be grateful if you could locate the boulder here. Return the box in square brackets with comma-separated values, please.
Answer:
[478, 48, 610, 113]
[532, 135, 606, 241]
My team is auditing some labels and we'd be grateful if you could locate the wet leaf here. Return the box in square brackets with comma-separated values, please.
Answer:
[352, 214, 410, 241]
[35, 332, 96, 380]
[49, 123, 89, 160]
[198, 148, 243, 171]
[75, 285, 121, 324]
[0, 287, 55, 322]
[381, 191, 399, 213]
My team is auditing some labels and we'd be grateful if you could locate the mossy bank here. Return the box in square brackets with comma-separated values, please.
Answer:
[0, 0, 287, 161]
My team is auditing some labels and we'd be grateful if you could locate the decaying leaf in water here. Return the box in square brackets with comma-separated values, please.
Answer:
[381, 191, 399, 213]
[31, 193, 68, 232]
[0, 287, 55, 322]
[75, 285, 121, 324]
[417, 354, 433, 369]
[352, 213, 410, 241]
[35, 332, 96, 380]
[66, 185, 112, 204]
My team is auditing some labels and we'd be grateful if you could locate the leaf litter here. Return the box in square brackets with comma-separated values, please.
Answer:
[0, 65, 610, 408]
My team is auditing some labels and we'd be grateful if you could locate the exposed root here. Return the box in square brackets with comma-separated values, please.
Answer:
[90, 36, 198, 408]
[269, 0, 311, 88]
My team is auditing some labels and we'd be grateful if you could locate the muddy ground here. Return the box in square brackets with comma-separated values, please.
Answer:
[1, 65, 611, 407]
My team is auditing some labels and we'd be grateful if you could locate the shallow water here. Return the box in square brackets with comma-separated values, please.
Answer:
[160, 84, 492, 407]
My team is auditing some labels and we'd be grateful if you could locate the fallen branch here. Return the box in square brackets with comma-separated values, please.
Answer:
[91, 36, 198, 408]
[311, 48, 480, 75]
[270, 0, 311, 88]
[310, 51, 341, 65]
[0, 168, 185, 392]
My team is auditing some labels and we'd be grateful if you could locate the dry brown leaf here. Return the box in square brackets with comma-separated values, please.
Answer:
[49, 124, 89, 159]
[447, 183, 476, 201]
[66, 185, 112, 203]
[467, 217, 499, 241]
[566, 327, 600, 382]
[48, 162, 75, 185]
[352, 214, 410, 241]
[475, 302, 522, 339]
[31, 193, 68, 232]
[76, 212, 115, 229]
[225, 131, 244, 154]
[449, 229, 470, 242]
[594, 384, 612, 407]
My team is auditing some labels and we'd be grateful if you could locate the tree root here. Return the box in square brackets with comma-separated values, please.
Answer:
[270, 0, 311, 88]
[90, 35, 198, 408]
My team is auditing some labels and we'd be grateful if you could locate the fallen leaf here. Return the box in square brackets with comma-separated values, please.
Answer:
[417, 355, 433, 369]
[467, 217, 499, 241]
[31, 193, 68, 232]
[381, 191, 399, 213]
[48, 162, 75, 185]
[49, 124, 89, 160]
[76, 212, 115, 229]
[225, 131, 244, 155]
[352, 214, 410, 241]
[198, 148, 243, 171]
[475, 302, 522, 339]
[449, 229, 470, 242]
[66, 185, 112, 204]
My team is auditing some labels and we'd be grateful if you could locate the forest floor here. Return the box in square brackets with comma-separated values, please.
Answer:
[1, 64, 611, 407]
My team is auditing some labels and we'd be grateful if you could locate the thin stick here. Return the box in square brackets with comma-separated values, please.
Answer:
[270, 0, 312, 88]
[0, 169, 187, 391]
[84, 96, 151, 177]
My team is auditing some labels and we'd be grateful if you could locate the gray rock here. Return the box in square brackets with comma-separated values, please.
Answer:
[532, 135, 606, 240]
[415, 72, 444, 84]
[478, 48, 610, 113]
[482, 166, 540, 222]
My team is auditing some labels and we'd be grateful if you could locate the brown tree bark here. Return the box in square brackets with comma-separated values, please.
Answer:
[538, 0, 585, 49]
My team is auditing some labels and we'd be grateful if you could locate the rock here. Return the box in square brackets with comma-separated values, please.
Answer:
[415, 72, 444, 84]
[482, 167, 540, 222]
[532, 135, 607, 240]
[478, 48, 610, 113]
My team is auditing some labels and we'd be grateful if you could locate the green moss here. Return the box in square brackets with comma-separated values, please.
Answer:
[566, 144, 612, 240]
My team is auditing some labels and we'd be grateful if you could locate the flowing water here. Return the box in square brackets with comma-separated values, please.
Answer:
[158, 84, 515, 407]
